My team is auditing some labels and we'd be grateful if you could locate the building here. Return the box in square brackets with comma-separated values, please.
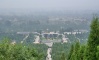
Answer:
[41, 32, 59, 39]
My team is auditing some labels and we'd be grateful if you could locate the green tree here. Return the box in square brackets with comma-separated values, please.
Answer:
[67, 44, 74, 60]
[78, 45, 85, 60]
[0, 38, 45, 60]
[86, 17, 99, 60]
[60, 52, 66, 60]
[74, 42, 80, 60]
[96, 46, 99, 60]
[68, 42, 80, 60]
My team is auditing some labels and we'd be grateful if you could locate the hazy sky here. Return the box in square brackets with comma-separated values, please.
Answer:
[0, 0, 99, 11]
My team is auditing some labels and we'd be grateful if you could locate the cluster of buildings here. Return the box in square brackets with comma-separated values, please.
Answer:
[16, 29, 88, 44]
[40, 32, 68, 43]
[41, 32, 60, 39]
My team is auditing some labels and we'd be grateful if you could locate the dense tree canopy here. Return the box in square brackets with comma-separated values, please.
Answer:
[0, 38, 48, 60]
[86, 17, 99, 60]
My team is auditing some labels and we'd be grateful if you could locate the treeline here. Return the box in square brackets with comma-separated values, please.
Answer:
[68, 17, 99, 60]
[0, 38, 48, 60]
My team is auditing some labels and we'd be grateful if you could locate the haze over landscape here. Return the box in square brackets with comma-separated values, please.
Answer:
[0, 0, 99, 11]
[0, 0, 99, 60]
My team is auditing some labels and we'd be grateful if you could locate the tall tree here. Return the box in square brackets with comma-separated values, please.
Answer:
[96, 46, 99, 60]
[68, 42, 80, 60]
[78, 45, 85, 60]
[86, 17, 99, 60]
[74, 42, 80, 60]
[67, 44, 74, 60]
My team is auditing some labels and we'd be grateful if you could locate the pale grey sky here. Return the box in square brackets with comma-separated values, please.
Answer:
[0, 0, 99, 11]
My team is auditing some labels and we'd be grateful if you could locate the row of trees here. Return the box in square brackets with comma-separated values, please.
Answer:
[68, 17, 99, 60]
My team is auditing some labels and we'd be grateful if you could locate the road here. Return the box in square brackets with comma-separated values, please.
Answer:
[21, 34, 29, 43]
[45, 42, 53, 60]
[46, 47, 52, 60]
